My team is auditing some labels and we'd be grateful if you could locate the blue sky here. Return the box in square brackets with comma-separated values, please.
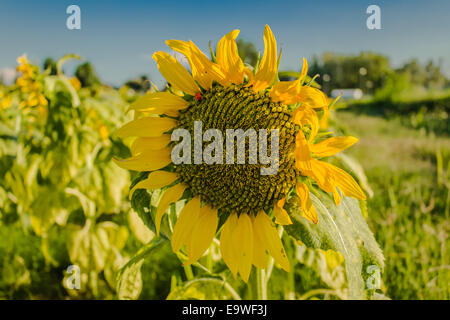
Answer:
[1, 0, 449, 87]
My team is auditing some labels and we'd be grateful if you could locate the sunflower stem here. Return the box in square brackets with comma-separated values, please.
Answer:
[265, 227, 284, 284]
[285, 237, 296, 300]
[256, 268, 267, 300]
[206, 248, 213, 271]
[265, 257, 275, 284]
[184, 265, 194, 281]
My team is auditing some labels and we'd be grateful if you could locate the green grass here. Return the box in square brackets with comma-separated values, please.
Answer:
[341, 92, 450, 136]
[336, 111, 450, 300]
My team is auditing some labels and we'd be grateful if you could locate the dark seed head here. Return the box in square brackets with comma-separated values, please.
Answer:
[175, 84, 299, 214]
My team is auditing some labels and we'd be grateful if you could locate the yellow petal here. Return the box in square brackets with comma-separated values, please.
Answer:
[294, 131, 312, 173]
[152, 51, 200, 95]
[187, 40, 229, 89]
[165, 39, 190, 55]
[129, 171, 179, 200]
[171, 197, 201, 253]
[17, 54, 28, 65]
[295, 183, 318, 224]
[115, 117, 176, 138]
[273, 199, 292, 225]
[305, 159, 334, 193]
[234, 214, 253, 282]
[166, 39, 206, 89]
[332, 188, 342, 205]
[270, 57, 308, 105]
[299, 57, 308, 81]
[166, 40, 228, 89]
[251, 25, 277, 92]
[320, 162, 367, 201]
[299, 86, 328, 109]
[309, 136, 358, 158]
[319, 104, 330, 129]
[127, 91, 189, 113]
[251, 216, 267, 269]
[131, 136, 172, 155]
[270, 80, 301, 105]
[133, 110, 142, 120]
[293, 106, 319, 141]
[322, 168, 342, 205]
[166, 40, 204, 88]
[216, 29, 245, 84]
[303, 159, 349, 205]
[253, 211, 290, 272]
[155, 184, 186, 236]
[113, 148, 172, 172]
[220, 214, 239, 277]
[185, 205, 218, 265]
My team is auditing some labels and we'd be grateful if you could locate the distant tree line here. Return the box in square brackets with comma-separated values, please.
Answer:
[42, 58, 150, 92]
[234, 39, 449, 98]
[308, 53, 448, 96]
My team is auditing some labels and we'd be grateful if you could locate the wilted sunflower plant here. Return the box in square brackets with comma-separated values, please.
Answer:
[114, 26, 384, 300]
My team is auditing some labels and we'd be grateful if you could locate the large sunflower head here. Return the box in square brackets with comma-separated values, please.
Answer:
[114, 25, 366, 282]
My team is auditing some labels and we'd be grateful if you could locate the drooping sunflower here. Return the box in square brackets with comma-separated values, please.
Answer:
[114, 25, 366, 282]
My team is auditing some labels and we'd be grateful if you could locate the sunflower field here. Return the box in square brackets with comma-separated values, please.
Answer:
[0, 27, 448, 301]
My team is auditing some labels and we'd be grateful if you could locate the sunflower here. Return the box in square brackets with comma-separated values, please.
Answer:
[0, 90, 12, 109]
[114, 25, 366, 282]
[15, 54, 48, 110]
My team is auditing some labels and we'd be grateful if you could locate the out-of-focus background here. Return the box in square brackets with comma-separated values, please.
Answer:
[0, 0, 449, 300]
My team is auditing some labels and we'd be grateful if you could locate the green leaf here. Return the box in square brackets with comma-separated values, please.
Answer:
[285, 190, 384, 299]
[30, 188, 69, 235]
[130, 172, 172, 240]
[116, 259, 144, 300]
[67, 220, 128, 273]
[2, 255, 31, 288]
[333, 153, 374, 198]
[44, 76, 80, 107]
[116, 238, 165, 300]
[295, 245, 346, 299]
[128, 210, 154, 244]
[65, 187, 96, 218]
